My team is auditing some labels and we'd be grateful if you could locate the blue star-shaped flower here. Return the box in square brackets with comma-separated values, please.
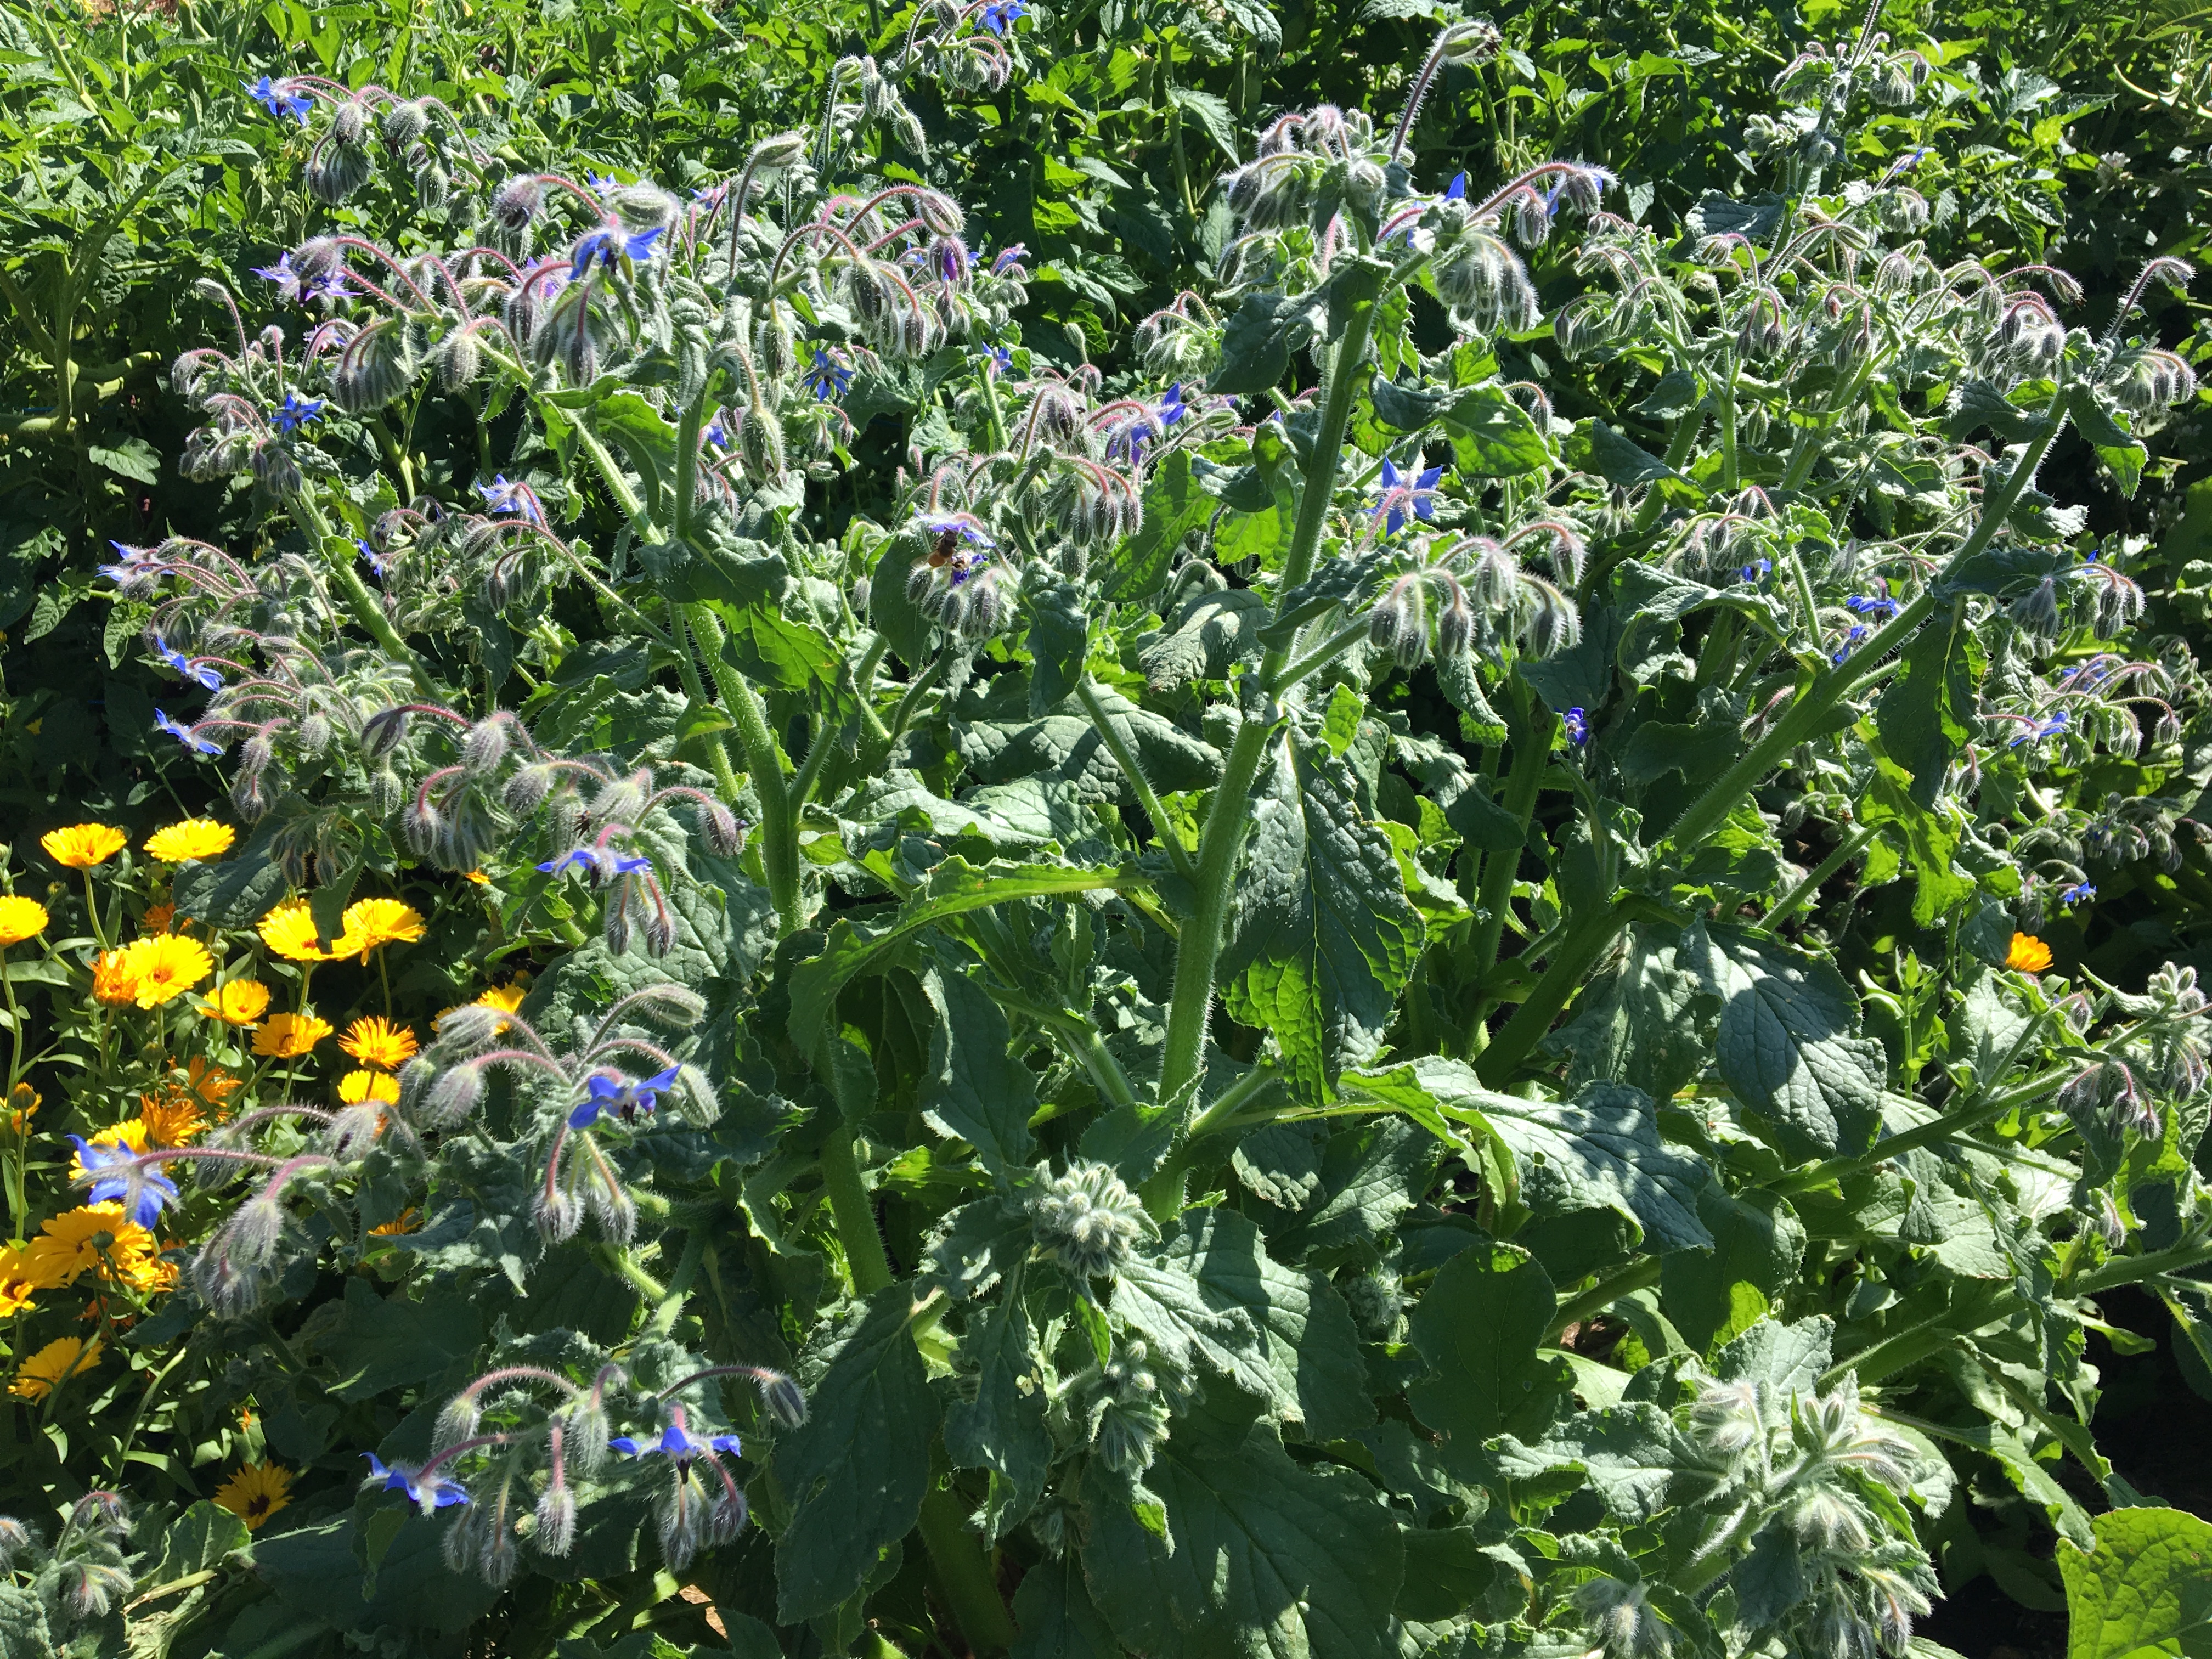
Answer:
[154, 711, 223, 755]
[252, 252, 303, 303]
[1843, 593, 1899, 619]
[568, 1065, 684, 1130]
[362, 1454, 470, 1511]
[990, 244, 1028, 276]
[916, 513, 995, 548]
[986, 344, 1013, 377]
[1562, 707, 1590, 747]
[569, 224, 666, 282]
[979, 0, 1027, 32]
[99, 542, 158, 585]
[68, 1137, 178, 1229]
[1375, 458, 1444, 536]
[247, 75, 312, 124]
[271, 392, 325, 434]
[1738, 558, 1773, 584]
[1446, 172, 1468, 201]
[536, 848, 653, 883]
[704, 411, 731, 450]
[357, 540, 389, 579]
[156, 642, 223, 691]
[1830, 623, 1870, 665]
[475, 475, 540, 522]
[1159, 383, 1187, 426]
[611, 1423, 742, 1464]
[2008, 709, 2069, 749]
[802, 348, 855, 402]
[2059, 882, 2097, 906]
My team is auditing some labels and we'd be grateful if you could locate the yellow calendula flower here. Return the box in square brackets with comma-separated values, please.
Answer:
[213, 1461, 293, 1530]
[0, 895, 49, 947]
[252, 1011, 333, 1059]
[8, 1083, 39, 1136]
[91, 949, 140, 1006]
[10, 1335, 101, 1401]
[340, 1016, 419, 1070]
[336, 897, 426, 960]
[42, 824, 127, 870]
[26, 1205, 157, 1288]
[257, 898, 336, 963]
[144, 820, 236, 864]
[338, 1070, 400, 1106]
[119, 933, 215, 1009]
[200, 979, 272, 1028]
[2006, 932, 2055, 974]
[119, 1250, 177, 1294]
[0, 1243, 38, 1316]
[477, 982, 528, 1013]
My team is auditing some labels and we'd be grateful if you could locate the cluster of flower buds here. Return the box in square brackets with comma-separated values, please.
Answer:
[1054, 1336, 1189, 1476]
[1132, 293, 1221, 382]
[903, 512, 1019, 639]
[1364, 523, 1586, 669]
[0, 1493, 135, 1627]
[1024, 1158, 1152, 1282]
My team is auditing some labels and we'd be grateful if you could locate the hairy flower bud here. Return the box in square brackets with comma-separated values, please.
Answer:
[381, 99, 431, 148]
[461, 718, 509, 776]
[332, 321, 413, 413]
[490, 176, 543, 237]
[1026, 1159, 1149, 1280]
[307, 135, 374, 205]
[424, 1063, 486, 1126]
[250, 438, 303, 497]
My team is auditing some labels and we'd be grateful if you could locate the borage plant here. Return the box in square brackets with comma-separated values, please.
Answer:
[4, 7, 2209, 1656]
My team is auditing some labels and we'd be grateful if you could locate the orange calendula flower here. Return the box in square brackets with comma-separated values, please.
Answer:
[139, 902, 176, 934]
[2006, 933, 2055, 974]
[8, 1083, 39, 1135]
[336, 897, 426, 960]
[0, 895, 49, 947]
[200, 979, 272, 1027]
[340, 1016, 419, 1070]
[11, 1335, 101, 1400]
[120, 933, 215, 1008]
[213, 1461, 293, 1530]
[258, 898, 336, 963]
[25, 1205, 156, 1289]
[253, 1011, 334, 1059]
[42, 824, 127, 870]
[463, 870, 490, 886]
[137, 1086, 210, 1148]
[338, 1069, 401, 1106]
[91, 949, 140, 1006]
[144, 820, 235, 864]
[369, 1207, 420, 1237]
[0, 1243, 38, 1315]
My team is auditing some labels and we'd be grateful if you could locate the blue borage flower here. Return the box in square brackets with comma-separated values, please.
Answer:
[611, 1422, 742, 1464]
[567, 1065, 682, 1130]
[272, 392, 324, 434]
[569, 224, 665, 282]
[246, 75, 312, 124]
[986, 343, 1013, 377]
[99, 541, 160, 586]
[1739, 558, 1773, 583]
[252, 251, 303, 303]
[357, 539, 389, 578]
[1831, 623, 1870, 664]
[990, 244, 1028, 276]
[915, 511, 995, 548]
[2060, 882, 2097, 906]
[68, 1138, 178, 1229]
[801, 347, 855, 402]
[703, 411, 731, 450]
[475, 474, 542, 523]
[154, 711, 223, 755]
[157, 641, 223, 691]
[537, 847, 653, 882]
[362, 1454, 470, 1511]
[1563, 707, 1590, 747]
[1844, 592, 1899, 619]
[978, 0, 1026, 33]
[1374, 458, 1444, 536]
[2010, 709, 2069, 748]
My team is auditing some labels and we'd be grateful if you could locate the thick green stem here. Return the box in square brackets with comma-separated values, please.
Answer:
[1474, 896, 1633, 1087]
[1468, 687, 1554, 986]
[688, 606, 802, 937]
[2072, 1235, 2212, 1297]
[1547, 1256, 1663, 1343]
[819, 1119, 893, 1295]
[917, 1481, 1016, 1654]
[1765, 821, 1880, 927]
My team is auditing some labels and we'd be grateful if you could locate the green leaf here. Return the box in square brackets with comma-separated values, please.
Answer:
[1685, 922, 1884, 1161]
[1405, 1242, 1567, 1472]
[945, 1277, 1051, 1543]
[2059, 1506, 2212, 1659]
[0, 1583, 55, 1659]
[88, 436, 161, 484]
[297, 1278, 483, 1402]
[774, 1285, 941, 1622]
[1859, 759, 1978, 927]
[1218, 736, 1424, 1103]
[1209, 291, 1295, 398]
[1027, 579, 1091, 716]
[1167, 84, 1239, 165]
[1660, 1185, 1807, 1354]
[1875, 602, 1983, 810]
[1346, 1059, 1713, 1253]
[1152, 1209, 1372, 1441]
[1079, 1422, 1406, 1659]
[1101, 449, 1214, 601]
[1489, 1402, 1690, 1523]
[171, 823, 289, 929]
[788, 858, 1139, 1054]
[257, 1511, 499, 1634]
[1111, 1246, 1274, 1404]
[1441, 385, 1550, 478]
[1566, 419, 1684, 487]
[1266, 1117, 1441, 1269]
[1548, 923, 1718, 1104]
[140, 1501, 250, 1588]
[918, 957, 1037, 1175]
[710, 599, 843, 701]
[1013, 1555, 1123, 1659]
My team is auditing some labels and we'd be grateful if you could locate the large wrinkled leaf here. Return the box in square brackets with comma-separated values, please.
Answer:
[1013, 1555, 1123, 1659]
[2057, 1506, 2212, 1659]
[1406, 1243, 1567, 1471]
[774, 1287, 940, 1622]
[1220, 736, 1424, 1102]
[1267, 1116, 1440, 1268]
[1079, 1423, 1405, 1659]
[945, 1280, 1051, 1543]
[1660, 1184, 1807, 1354]
[1686, 922, 1885, 1160]
[1111, 1248, 1275, 1406]
[918, 957, 1037, 1175]
[298, 1278, 483, 1402]
[1490, 1403, 1690, 1523]
[1548, 924, 1718, 1103]
[1346, 1058, 1713, 1252]
[1875, 602, 1983, 811]
[1153, 1209, 1372, 1441]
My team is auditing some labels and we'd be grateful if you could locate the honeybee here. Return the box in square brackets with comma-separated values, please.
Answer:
[927, 527, 962, 568]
